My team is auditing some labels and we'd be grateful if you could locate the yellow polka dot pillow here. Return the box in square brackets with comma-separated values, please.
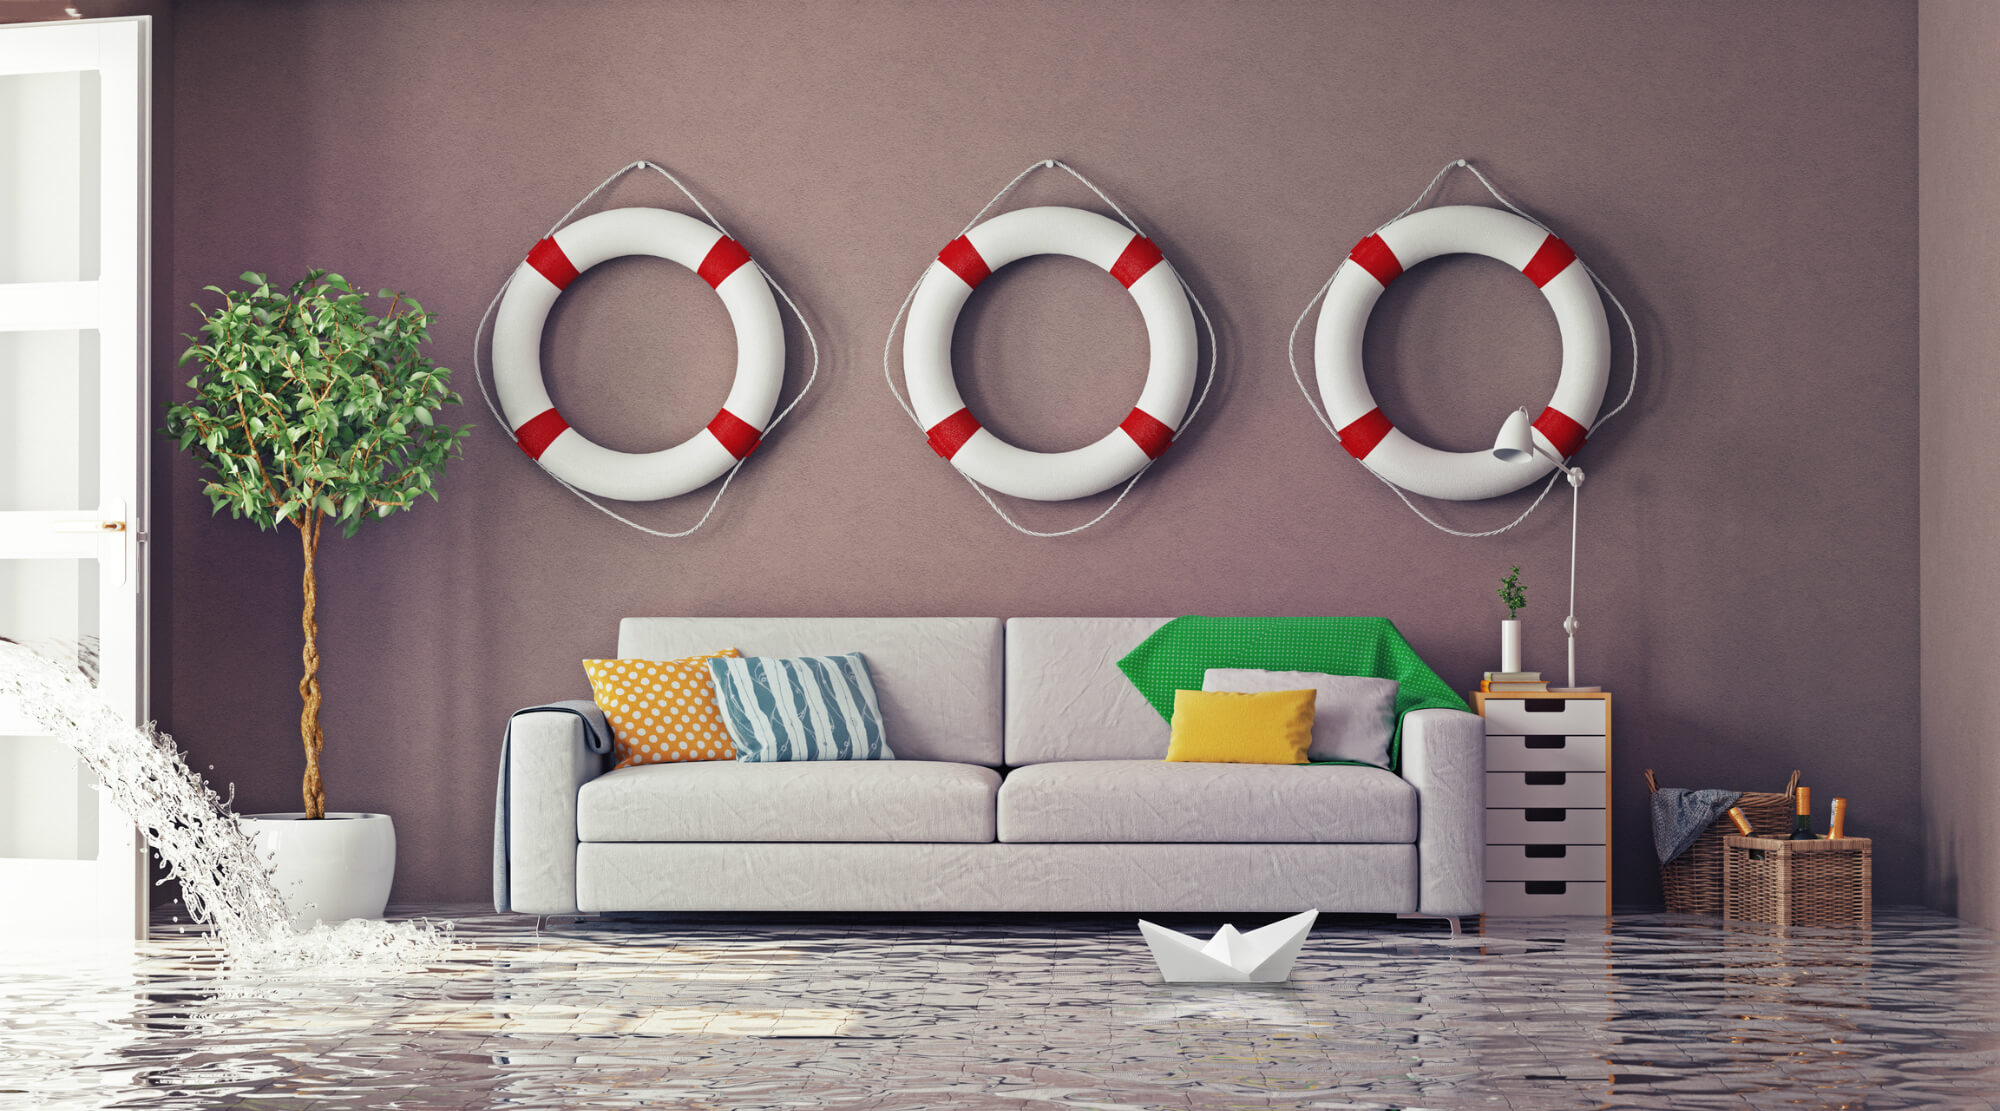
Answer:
[583, 650, 741, 768]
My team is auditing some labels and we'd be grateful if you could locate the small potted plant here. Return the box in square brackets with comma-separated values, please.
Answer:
[1497, 566, 1527, 674]
[164, 270, 471, 925]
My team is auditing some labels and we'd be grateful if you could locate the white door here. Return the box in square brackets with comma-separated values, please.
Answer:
[0, 16, 150, 941]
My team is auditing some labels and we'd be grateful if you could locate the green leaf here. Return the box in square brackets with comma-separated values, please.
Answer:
[161, 268, 471, 536]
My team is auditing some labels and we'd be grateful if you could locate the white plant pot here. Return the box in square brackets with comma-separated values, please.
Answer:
[242, 812, 395, 927]
[1500, 619, 1523, 674]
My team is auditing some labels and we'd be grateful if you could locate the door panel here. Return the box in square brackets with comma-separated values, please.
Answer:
[0, 557, 99, 862]
[0, 330, 99, 511]
[0, 16, 149, 941]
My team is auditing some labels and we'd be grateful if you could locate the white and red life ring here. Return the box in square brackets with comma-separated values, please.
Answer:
[1313, 205, 1610, 501]
[491, 207, 784, 502]
[903, 206, 1197, 502]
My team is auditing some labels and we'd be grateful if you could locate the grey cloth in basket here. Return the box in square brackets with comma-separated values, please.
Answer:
[1650, 787, 1743, 865]
[493, 701, 609, 913]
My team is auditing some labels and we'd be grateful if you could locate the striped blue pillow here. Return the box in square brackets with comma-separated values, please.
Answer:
[706, 653, 894, 762]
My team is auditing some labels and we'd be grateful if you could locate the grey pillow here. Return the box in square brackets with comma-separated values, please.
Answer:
[1200, 668, 1398, 767]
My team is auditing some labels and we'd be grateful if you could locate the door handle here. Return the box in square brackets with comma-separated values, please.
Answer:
[45, 500, 130, 586]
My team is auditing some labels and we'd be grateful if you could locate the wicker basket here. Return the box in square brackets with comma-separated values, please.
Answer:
[1723, 835, 1872, 927]
[1645, 768, 1800, 915]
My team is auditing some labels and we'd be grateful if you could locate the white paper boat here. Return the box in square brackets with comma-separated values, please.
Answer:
[1138, 909, 1318, 983]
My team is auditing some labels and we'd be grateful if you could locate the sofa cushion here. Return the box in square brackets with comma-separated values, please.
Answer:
[1005, 617, 1174, 764]
[583, 650, 741, 768]
[619, 618, 1004, 765]
[995, 760, 1417, 844]
[1202, 668, 1399, 767]
[708, 653, 894, 762]
[577, 760, 999, 843]
[1165, 688, 1316, 764]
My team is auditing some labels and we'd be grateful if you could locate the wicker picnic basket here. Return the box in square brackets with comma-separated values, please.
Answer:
[1644, 768, 1801, 915]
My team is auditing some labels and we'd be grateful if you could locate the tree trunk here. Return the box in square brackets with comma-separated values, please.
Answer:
[299, 511, 325, 819]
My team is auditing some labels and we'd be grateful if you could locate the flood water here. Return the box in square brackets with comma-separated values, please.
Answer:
[3, 906, 1996, 1110]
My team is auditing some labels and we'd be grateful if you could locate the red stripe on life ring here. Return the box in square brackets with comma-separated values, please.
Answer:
[1521, 234, 1578, 288]
[937, 236, 991, 289]
[513, 407, 570, 460]
[526, 238, 580, 291]
[705, 408, 762, 459]
[1532, 406, 1588, 458]
[1109, 235, 1164, 289]
[697, 237, 752, 289]
[1118, 407, 1174, 459]
[926, 407, 981, 460]
[1348, 234, 1403, 287]
[1337, 407, 1393, 460]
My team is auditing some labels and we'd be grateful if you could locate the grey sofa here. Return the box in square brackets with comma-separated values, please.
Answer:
[498, 617, 1486, 924]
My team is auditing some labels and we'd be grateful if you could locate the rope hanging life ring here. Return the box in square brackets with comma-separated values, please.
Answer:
[1312, 205, 1611, 502]
[902, 206, 1198, 502]
[491, 207, 785, 502]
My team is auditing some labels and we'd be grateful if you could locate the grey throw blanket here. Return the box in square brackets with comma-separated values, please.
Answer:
[493, 700, 610, 912]
[1650, 787, 1742, 865]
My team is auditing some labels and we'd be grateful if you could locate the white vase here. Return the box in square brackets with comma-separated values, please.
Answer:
[242, 812, 395, 927]
[1500, 619, 1522, 673]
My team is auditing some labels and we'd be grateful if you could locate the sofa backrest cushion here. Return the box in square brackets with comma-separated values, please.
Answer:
[1005, 617, 1173, 764]
[619, 617, 1004, 766]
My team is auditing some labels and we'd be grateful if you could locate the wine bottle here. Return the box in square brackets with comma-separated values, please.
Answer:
[1790, 785, 1814, 840]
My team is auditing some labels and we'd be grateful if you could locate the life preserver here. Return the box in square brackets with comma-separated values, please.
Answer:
[903, 206, 1198, 502]
[1313, 205, 1610, 501]
[491, 207, 784, 502]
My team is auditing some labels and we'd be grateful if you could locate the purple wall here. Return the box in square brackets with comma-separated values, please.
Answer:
[1920, 0, 2000, 930]
[154, 0, 1920, 905]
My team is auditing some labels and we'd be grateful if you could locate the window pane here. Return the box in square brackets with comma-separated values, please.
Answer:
[0, 558, 100, 861]
[0, 69, 100, 284]
[0, 329, 98, 512]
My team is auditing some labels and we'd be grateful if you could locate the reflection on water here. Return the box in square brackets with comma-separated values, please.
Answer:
[1, 906, 1995, 1109]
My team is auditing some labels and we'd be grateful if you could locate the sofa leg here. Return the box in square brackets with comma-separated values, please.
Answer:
[1397, 912, 1463, 939]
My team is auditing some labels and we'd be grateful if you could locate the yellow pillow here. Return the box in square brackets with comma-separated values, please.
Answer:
[1164, 688, 1316, 765]
[583, 650, 741, 768]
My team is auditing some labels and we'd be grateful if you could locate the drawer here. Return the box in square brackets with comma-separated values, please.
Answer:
[1484, 880, 1607, 916]
[1483, 698, 1607, 736]
[1486, 771, 1606, 809]
[1486, 807, 1607, 844]
[1486, 734, 1607, 772]
[1486, 843, 1607, 882]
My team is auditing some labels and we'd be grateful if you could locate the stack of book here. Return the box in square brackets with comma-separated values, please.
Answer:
[1482, 671, 1549, 693]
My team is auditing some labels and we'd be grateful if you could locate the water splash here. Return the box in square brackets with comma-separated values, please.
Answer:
[0, 638, 455, 969]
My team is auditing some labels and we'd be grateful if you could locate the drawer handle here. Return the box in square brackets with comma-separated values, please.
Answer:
[1524, 701, 1568, 714]
[1525, 845, 1567, 859]
[1525, 808, 1567, 822]
[1525, 771, 1566, 786]
[1525, 735, 1567, 749]
[1525, 881, 1568, 895]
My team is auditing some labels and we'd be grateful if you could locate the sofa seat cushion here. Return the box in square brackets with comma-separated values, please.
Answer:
[996, 760, 1417, 844]
[578, 760, 999, 844]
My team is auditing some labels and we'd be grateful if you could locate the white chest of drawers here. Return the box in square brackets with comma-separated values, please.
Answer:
[1472, 691, 1612, 916]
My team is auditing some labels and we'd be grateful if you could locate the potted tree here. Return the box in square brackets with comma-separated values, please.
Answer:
[165, 270, 470, 925]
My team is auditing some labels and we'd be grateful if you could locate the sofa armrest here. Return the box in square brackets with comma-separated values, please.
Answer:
[1400, 708, 1485, 917]
[498, 703, 610, 915]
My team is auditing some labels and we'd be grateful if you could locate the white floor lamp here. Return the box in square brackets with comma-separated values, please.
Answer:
[1491, 408, 1599, 693]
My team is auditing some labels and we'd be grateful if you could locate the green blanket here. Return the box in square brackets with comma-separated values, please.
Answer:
[1116, 616, 1470, 769]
